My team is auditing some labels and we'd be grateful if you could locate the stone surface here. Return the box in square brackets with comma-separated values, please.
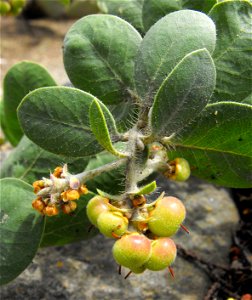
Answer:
[0, 176, 239, 300]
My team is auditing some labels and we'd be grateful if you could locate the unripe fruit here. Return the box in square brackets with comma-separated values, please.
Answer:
[130, 265, 146, 274]
[145, 238, 177, 271]
[10, 0, 25, 9]
[166, 158, 191, 181]
[86, 196, 109, 226]
[112, 233, 151, 269]
[97, 211, 128, 238]
[0, 2, 11, 15]
[148, 196, 186, 237]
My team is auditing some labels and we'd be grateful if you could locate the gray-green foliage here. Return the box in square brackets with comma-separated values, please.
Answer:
[1, 2, 252, 285]
[0, 178, 44, 285]
[2, 61, 56, 146]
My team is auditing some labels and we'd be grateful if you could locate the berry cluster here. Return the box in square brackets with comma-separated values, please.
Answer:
[0, 0, 25, 16]
[32, 166, 88, 216]
[87, 194, 187, 277]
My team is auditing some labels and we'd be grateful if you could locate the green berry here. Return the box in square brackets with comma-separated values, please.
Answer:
[10, 0, 25, 9]
[112, 233, 151, 270]
[86, 195, 109, 226]
[145, 238, 177, 271]
[148, 196, 186, 237]
[97, 211, 128, 238]
[130, 265, 146, 274]
[168, 158, 191, 181]
[0, 1, 11, 15]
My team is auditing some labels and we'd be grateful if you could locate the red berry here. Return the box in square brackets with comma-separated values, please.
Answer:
[148, 196, 186, 237]
[112, 233, 151, 270]
[145, 238, 177, 271]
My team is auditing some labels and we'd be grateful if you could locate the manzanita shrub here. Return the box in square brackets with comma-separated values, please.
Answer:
[0, 0, 252, 285]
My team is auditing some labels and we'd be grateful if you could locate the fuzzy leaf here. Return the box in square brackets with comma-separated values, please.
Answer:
[151, 49, 216, 137]
[135, 181, 157, 195]
[3, 61, 56, 146]
[0, 136, 89, 184]
[142, 0, 216, 31]
[97, 0, 144, 34]
[17, 87, 105, 157]
[0, 178, 45, 285]
[169, 102, 252, 187]
[134, 10, 216, 105]
[41, 192, 98, 247]
[209, 0, 252, 102]
[89, 99, 124, 157]
[63, 14, 142, 105]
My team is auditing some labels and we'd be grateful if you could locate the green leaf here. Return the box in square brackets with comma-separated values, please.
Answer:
[17, 86, 105, 157]
[97, 0, 144, 34]
[89, 99, 125, 157]
[41, 192, 98, 247]
[63, 14, 142, 105]
[134, 10, 216, 105]
[135, 181, 157, 195]
[0, 178, 45, 285]
[3, 61, 56, 146]
[209, 0, 252, 102]
[242, 93, 252, 105]
[169, 102, 252, 187]
[142, 0, 217, 31]
[151, 49, 216, 137]
[57, 0, 70, 5]
[0, 136, 89, 184]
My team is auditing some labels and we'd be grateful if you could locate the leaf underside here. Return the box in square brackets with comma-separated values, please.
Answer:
[151, 48, 216, 137]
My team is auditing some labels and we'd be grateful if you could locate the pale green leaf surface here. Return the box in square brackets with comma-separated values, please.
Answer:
[89, 99, 124, 156]
[63, 14, 142, 105]
[169, 102, 252, 187]
[209, 0, 252, 102]
[0, 178, 45, 285]
[136, 181, 157, 195]
[134, 10, 216, 104]
[17, 87, 104, 157]
[151, 49, 216, 137]
[3, 61, 56, 146]
[97, 0, 144, 34]
[142, 0, 217, 31]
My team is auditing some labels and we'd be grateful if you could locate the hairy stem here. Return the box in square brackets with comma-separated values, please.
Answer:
[125, 128, 139, 194]
[76, 158, 127, 184]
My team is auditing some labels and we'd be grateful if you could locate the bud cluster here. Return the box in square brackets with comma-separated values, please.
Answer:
[87, 193, 187, 276]
[32, 166, 88, 217]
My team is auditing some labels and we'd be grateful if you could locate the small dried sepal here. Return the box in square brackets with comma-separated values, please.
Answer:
[32, 180, 45, 194]
[44, 204, 59, 217]
[61, 189, 80, 202]
[32, 197, 45, 213]
[61, 201, 77, 214]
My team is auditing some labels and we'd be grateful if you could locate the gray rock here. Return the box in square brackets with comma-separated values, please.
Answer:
[0, 176, 239, 300]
